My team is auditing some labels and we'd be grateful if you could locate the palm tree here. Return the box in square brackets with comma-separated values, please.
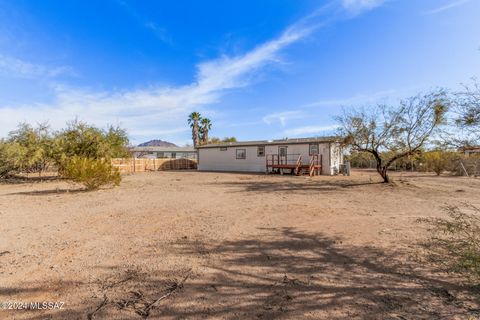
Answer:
[200, 118, 212, 144]
[188, 112, 202, 147]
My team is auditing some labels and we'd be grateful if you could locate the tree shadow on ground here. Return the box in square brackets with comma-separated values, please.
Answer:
[2, 228, 478, 319]
[213, 179, 384, 194]
[2, 188, 88, 196]
[396, 173, 468, 179]
[0, 175, 61, 185]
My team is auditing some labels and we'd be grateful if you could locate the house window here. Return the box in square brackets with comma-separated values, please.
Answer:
[257, 146, 265, 157]
[236, 149, 246, 159]
[279, 146, 287, 157]
[309, 143, 319, 155]
[220, 147, 227, 151]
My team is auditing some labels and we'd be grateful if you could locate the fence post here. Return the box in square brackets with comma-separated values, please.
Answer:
[460, 161, 469, 177]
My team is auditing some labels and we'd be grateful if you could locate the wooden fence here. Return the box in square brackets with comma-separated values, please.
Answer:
[111, 158, 197, 174]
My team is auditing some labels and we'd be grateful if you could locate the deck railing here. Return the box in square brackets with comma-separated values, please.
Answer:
[266, 153, 322, 176]
[266, 154, 302, 167]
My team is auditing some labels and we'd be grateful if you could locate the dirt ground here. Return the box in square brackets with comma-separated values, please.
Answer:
[1, 170, 480, 319]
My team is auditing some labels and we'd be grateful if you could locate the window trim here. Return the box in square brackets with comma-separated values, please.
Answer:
[236, 148, 246, 159]
[278, 146, 288, 157]
[309, 143, 319, 155]
[257, 146, 265, 157]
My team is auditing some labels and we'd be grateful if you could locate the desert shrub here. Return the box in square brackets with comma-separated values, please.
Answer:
[55, 120, 129, 170]
[0, 121, 129, 184]
[7, 122, 54, 175]
[419, 151, 453, 175]
[346, 150, 421, 170]
[449, 154, 480, 176]
[345, 151, 376, 168]
[388, 151, 422, 171]
[0, 141, 25, 177]
[420, 204, 480, 281]
[62, 156, 121, 190]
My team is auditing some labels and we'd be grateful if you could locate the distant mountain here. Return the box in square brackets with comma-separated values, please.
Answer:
[138, 139, 178, 147]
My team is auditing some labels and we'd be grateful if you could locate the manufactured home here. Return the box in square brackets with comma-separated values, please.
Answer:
[461, 146, 480, 157]
[196, 137, 343, 175]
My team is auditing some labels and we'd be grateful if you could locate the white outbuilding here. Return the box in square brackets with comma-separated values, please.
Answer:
[196, 137, 343, 175]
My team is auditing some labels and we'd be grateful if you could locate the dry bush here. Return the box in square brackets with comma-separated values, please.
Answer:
[419, 204, 480, 281]
[419, 151, 454, 175]
[62, 156, 121, 190]
[451, 154, 480, 177]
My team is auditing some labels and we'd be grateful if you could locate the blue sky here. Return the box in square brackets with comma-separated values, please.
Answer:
[0, 0, 479, 145]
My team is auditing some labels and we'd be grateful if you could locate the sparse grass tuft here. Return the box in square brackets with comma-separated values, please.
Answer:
[419, 204, 480, 281]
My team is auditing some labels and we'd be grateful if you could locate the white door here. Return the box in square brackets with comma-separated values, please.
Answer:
[278, 146, 287, 164]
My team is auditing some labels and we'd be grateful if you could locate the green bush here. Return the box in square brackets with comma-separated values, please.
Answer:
[6, 122, 54, 175]
[55, 121, 129, 167]
[0, 121, 129, 184]
[0, 140, 29, 177]
[62, 156, 121, 190]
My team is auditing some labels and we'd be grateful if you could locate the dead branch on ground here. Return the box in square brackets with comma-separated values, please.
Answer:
[136, 269, 192, 318]
[87, 294, 109, 320]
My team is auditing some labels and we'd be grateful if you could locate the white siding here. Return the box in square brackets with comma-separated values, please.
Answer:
[198, 146, 266, 172]
[329, 142, 343, 175]
[198, 142, 342, 175]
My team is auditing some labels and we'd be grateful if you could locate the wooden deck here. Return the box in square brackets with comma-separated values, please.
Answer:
[266, 154, 322, 176]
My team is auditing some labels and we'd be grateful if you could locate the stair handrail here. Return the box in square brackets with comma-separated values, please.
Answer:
[309, 154, 317, 176]
[294, 155, 302, 175]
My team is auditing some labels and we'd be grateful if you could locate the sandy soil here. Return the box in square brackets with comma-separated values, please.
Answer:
[1, 170, 479, 319]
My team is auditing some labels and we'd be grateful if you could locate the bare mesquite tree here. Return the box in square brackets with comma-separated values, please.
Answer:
[451, 80, 480, 147]
[336, 92, 448, 183]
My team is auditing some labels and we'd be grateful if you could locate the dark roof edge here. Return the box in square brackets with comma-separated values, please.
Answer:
[129, 146, 196, 152]
[196, 136, 342, 149]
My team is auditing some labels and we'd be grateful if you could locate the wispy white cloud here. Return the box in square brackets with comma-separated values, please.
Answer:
[262, 111, 304, 126]
[340, 0, 386, 14]
[424, 0, 472, 15]
[0, 54, 74, 79]
[284, 124, 339, 136]
[116, 0, 173, 44]
[144, 22, 172, 44]
[195, 18, 316, 94]
[0, 14, 322, 144]
[0, 2, 385, 144]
